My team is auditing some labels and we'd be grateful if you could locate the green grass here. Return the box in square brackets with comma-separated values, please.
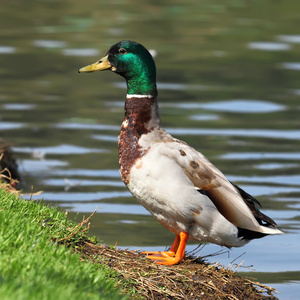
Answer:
[0, 187, 127, 300]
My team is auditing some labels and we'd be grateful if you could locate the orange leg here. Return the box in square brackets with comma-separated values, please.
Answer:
[142, 232, 188, 265]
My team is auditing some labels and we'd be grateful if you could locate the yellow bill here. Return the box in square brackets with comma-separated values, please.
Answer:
[78, 55, 111, 73]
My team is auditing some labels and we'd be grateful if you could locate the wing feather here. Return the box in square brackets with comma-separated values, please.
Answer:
[169, 141, 282, 234]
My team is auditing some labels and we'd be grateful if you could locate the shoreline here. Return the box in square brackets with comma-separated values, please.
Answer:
[0, 145, 278, 299]
[0, 187, 278, 299]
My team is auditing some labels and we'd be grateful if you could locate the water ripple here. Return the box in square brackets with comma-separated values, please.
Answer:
[281, 62, 300, 71]
[228, 174, 300, 186]
[91, 134, 118, 142]
[189, 114, 219, 121]
[47, 168, 120, 178]
[277, 35, 300, 44]
[21, 159, 69, 172]
[254, 163, 298, 170]
[248, 42, 291, 51]
[13, 144, 109, 155]
[0, 45, 16, 54]
[221, 152, 300, 160]
[0, 122, 26, 130]
[167, 128, 300, 139]
[62, 48, 100, 56]
[3, 103, 36, 110]
[33, 40, 66, 48]
[163, 100, 284, 113]
[237, 185, 300, 196]
[42, 178, 124, 187]
[24, 191, 131, 202]
[54, 123, 119, 131]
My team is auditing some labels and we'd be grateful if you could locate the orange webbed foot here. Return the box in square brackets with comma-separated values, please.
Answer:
[143, 232, 188, 265]
[142, 250, 175, 257]
[144, 253, 183, 265]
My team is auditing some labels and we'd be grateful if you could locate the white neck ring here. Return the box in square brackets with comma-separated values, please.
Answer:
[126, 94, 154, 99]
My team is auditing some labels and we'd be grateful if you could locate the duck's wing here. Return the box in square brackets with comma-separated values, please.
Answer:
[167, 140, 282, 235]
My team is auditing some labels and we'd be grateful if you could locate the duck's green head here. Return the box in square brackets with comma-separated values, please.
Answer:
[79, 40, 157, 96]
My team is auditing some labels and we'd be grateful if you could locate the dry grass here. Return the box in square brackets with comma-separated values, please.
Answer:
[78, 242, 278, 300]
[60, 212, 278, 300]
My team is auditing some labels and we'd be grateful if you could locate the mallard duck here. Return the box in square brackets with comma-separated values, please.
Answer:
[79, 40, 283, 265]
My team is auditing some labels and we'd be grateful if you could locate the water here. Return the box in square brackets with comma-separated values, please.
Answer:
[1, 1, 300, 299]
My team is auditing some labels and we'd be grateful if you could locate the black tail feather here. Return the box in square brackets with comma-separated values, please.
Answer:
[231, 182, 278, 229]
[237, 227, 267, 240]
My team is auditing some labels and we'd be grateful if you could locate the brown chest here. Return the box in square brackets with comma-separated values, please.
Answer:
[118, 124, 147, 185]
[118, 97, 157, 185]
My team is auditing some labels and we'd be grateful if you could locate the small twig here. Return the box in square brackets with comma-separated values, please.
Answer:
[57, 208, 97, 242]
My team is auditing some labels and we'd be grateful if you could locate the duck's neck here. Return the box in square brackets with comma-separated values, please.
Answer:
[126, 79, 157, 97]
[125, 56, 158, 97]
[123, 58, 159, 127]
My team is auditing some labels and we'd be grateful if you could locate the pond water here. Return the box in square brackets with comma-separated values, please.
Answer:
[1, 1, 300, 299]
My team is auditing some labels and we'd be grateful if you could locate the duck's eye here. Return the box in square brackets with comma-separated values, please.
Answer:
[118, 48, 127, 54]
